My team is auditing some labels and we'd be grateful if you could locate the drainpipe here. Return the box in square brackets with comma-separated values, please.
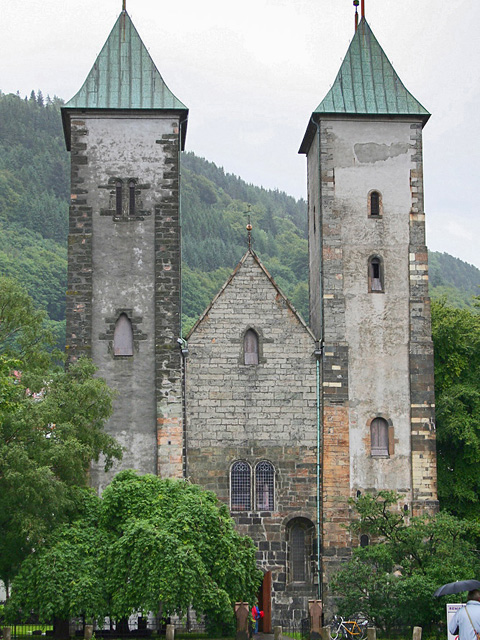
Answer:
[315, 342, 323, 600]
[178, 338, 189, 479]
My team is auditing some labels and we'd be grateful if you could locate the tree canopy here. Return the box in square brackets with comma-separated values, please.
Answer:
[0, 276, 121, 594]
[432, 299, 480, 517]
[331, 491, 480, 633]
[8, 471, 262, 632]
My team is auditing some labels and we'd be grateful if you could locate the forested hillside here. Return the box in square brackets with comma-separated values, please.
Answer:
[0, 90, 478, 345]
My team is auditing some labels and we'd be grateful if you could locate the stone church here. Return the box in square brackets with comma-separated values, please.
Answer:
[61, 3, 437, 628]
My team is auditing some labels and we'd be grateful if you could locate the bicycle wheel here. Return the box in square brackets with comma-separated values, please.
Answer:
[331, 625, 346, 640]
[350, 622, 366, 640]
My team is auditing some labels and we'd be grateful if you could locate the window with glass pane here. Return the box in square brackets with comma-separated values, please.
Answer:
[231, 461, 251, 511]
[255, 461, 274, 510]
[291, 525, 306, 581]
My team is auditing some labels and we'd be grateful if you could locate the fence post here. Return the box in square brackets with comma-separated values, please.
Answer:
[166, 624, 175, 640]
[274, 626, 282, 640]
[322, 626, 331, 640]
[84, 625, 93, 640]
[413, 627, 422, 640]
[3, 628, 11, 640]
[367, 628, 376, 640]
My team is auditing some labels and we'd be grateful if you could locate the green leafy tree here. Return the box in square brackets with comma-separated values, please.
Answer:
[8, 471, 262, 633]
[331, 492, 480, 633]
[432, 300, 480, 517]
[0, 277, 121, 595]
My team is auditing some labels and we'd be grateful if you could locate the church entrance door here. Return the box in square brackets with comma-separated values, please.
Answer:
[257, 571, 272, 633]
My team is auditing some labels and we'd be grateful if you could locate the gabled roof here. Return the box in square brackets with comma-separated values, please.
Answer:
[62, 10, 188, 148]
[186, 249, 316, 342]
[300, 19, 430, 154]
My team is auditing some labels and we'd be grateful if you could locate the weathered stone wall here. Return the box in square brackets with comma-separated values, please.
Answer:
[65, 112, 183, 492]
[306, 116, 437, 612]
[186, 252, 318, 623]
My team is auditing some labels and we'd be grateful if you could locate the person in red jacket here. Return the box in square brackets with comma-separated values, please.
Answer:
[252, 605, 264, 635]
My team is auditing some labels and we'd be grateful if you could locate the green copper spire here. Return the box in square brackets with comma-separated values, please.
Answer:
[64, 11, 187, 112]
[316, 19, 429, 117]
[300, 18, 429, 153]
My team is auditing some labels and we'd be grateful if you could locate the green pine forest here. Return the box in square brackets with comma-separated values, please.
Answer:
[0, 90, 478, 346]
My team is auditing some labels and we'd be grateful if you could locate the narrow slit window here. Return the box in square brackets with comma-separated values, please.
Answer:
[255, 461, 274, 511]
[115, 180, 123, 216]
[371, 417, 389, 456]
[370, 191, 380, 216]
[129, 180, 136, 216]
[369, 257, 384, 292]
[113, 313, 133, 356]
[244, 329, 259, 365]
[231, 461, 251, 511]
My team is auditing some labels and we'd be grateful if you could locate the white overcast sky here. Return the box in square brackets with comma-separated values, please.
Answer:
[1, 0, 479, 269]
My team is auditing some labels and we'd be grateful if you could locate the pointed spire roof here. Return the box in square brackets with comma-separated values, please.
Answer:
[62, 10, 188, 148]
[300, 18, 430, 153]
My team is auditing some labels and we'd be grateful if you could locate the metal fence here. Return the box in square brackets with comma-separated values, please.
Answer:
[280, 616, 310, 640]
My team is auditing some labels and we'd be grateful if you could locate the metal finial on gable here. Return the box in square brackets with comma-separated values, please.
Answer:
[122, 0, 126, 11]
[245, 205, 254, 251]
[353, 0, 359, 32]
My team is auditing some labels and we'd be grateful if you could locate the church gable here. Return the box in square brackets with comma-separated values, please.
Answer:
[188, 249, 314, 344]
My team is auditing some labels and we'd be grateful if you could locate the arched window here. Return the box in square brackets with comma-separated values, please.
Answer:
[291, 525, 306, 581]
[129, 180, 136, 216]
[287, 518, 315, 584]
[370, 191, 381, 217]
[244, 329, 259, 365]
[230, 461, 251, 511]
[115, 180, 123, 216]
[368, 256, 384, 292]
[360, 534, 370, 548]
[113, 313, 133, 356]
[255, 461, 274, 511]
[371, 417, 389, 456]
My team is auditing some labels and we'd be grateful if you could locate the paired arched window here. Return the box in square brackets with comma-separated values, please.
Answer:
[129, 180, 136, 216]
[230, 461, 251, 511]
[368, 190, 383, 217]
[114, 179, 137, 216]
[113, 313, 134, 356]
[244, 329, 259, 365]
[115, 180, 123, 216]
[255, 461, 274, 511]
[368, 256, 384, 292]
[371, 417, 389, 456]
[230, 460, 275, 511]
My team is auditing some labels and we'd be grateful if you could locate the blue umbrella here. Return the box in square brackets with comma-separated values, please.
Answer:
[434, 580, 480, 597]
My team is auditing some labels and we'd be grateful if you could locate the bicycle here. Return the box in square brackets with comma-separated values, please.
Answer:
[330, 615, 368, 640]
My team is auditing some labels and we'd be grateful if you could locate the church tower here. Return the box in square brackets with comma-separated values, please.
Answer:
[300, 10, 437, 600]
[61, 7, 188, 490]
